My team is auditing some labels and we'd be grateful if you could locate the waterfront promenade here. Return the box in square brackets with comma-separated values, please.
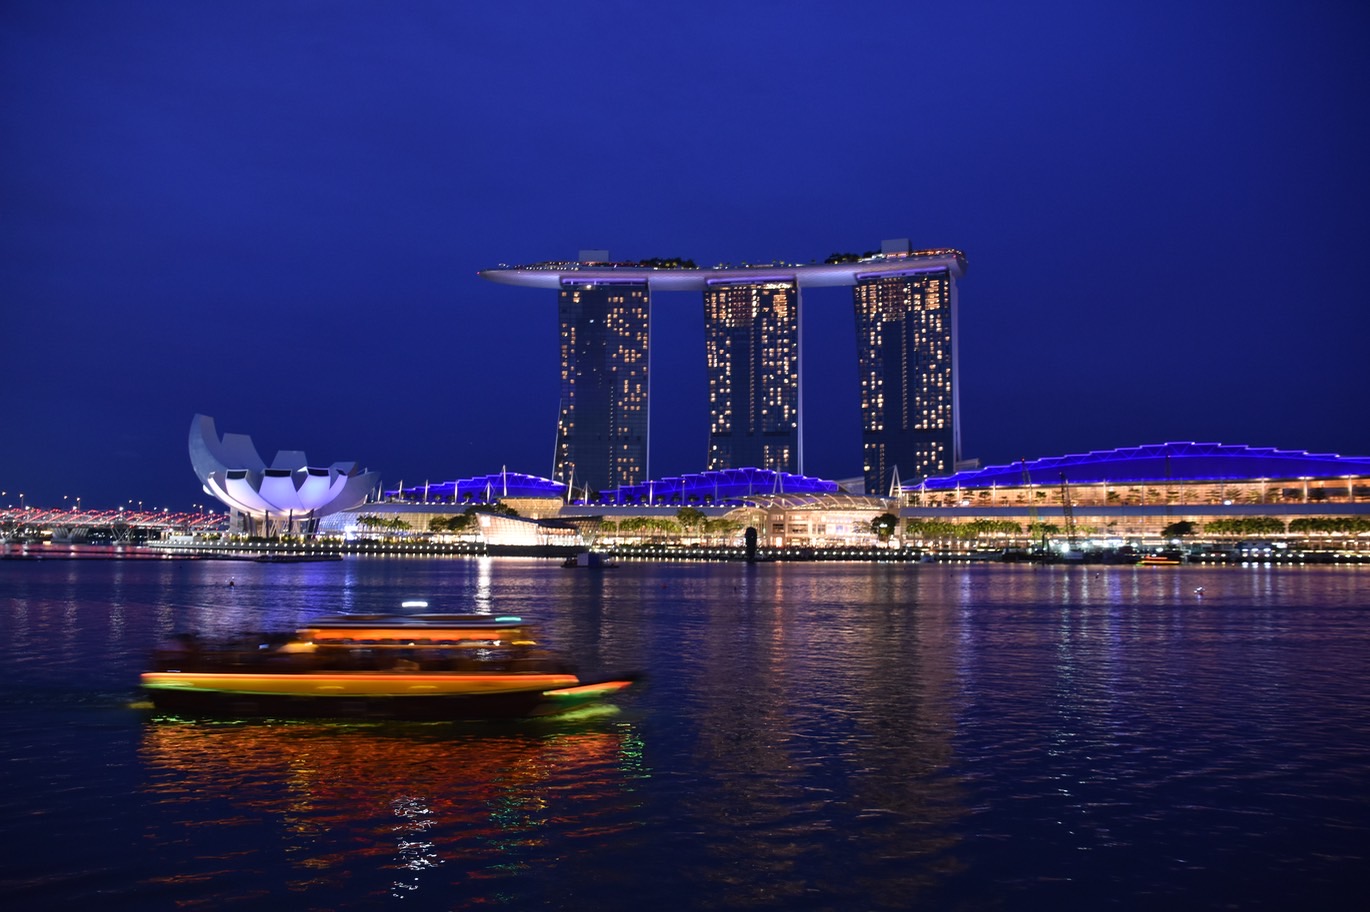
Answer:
[4, 537, 1366, 565]
[4, 501, 1367, 565]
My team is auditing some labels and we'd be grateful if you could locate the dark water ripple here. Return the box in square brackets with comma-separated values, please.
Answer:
[1, 559, 1368, 910]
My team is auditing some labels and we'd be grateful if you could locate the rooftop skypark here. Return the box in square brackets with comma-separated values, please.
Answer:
[480, 247, 966, 290]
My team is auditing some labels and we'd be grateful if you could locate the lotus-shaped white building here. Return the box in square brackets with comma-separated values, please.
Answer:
[190, 414, 378, 535]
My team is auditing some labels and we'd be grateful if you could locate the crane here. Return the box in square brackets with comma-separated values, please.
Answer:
[1021, 459, 1042, 550]
[1059, 473, 1078, 549]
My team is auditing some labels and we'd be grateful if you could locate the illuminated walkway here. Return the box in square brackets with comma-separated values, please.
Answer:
[0, 506, 225, 540]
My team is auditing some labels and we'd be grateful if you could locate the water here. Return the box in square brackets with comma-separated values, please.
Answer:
[1, 557, 1367, 910]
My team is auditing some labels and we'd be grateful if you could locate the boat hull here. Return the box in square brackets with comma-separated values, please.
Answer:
[139, 673, 637, 721]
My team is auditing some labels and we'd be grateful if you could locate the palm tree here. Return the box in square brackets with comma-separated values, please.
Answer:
[870, 512, 899, 542]
[676, 506, 707, 538]
[1161, 520, 1196, 539]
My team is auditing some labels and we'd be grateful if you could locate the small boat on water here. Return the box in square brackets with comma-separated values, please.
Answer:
[562, 551, 617, 569]
[1138, 553, 1184, 566]
[248, 553, 344, 563]
[140, 611, 639, 720]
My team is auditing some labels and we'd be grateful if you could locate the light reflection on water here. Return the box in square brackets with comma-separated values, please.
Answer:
[1, 558, 1368, 909]
[137, 718, 645, 904]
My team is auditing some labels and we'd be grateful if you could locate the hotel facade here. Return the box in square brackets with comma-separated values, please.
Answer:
[555, 281, 650, 493]
[480, 242, 966, 496]
[704, 280, 800, 474]
[854, 269, 959, 494]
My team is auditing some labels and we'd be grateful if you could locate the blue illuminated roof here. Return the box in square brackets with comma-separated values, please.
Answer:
[386, 471, 565, 502]
[382, 467, 846, 505]
[601, 467, 840, 505]
[917, 442, 1370, 490]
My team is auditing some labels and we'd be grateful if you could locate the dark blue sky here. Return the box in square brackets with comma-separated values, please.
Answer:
[3, 1, 1368, 510]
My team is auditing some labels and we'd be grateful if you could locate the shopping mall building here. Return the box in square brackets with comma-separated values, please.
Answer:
[899, 442, 1370, 549]
[324, 443, 1369, 553]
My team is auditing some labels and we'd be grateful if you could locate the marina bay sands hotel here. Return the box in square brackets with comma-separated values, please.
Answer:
[479, 241, 966, 497]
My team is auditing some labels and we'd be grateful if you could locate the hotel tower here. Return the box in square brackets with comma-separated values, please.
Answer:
[854, 267, 960, 495]
[555, 277, 650, 493]
[479, 242, 965, 496]
[704, 281, 800, 473]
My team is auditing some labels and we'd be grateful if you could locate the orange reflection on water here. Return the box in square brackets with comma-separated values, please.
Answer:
[139, 715, 644, 900]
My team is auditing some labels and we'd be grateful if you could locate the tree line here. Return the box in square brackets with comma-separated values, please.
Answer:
[356, 508, 1370, 542]
[896, 515, 1370, 541]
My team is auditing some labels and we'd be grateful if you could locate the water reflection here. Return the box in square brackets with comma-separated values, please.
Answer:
[3, 559, 1367, 910]
[652, 564, 973, 908]
[138, 717, 646, 904]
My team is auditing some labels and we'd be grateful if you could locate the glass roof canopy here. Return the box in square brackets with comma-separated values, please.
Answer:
[385, 471, 565, 502]
[917, 442, 1370, 491]
[384, 467, 842, 506]
[602, 468, 840, 505]
[380, 444, 1370, 504]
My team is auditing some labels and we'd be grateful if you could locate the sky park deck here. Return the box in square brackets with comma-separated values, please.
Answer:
[477, 248, 967, 290]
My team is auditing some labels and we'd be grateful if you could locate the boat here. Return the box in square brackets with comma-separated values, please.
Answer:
[562, 551, 618, 569]
[1138, 552, 1184, 566]
[248, 553, 344, 563]
[139, 611, 639, 720]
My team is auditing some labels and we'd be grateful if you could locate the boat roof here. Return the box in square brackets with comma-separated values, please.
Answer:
[297, 614, 537, 645]
[303, 613, 527, 629]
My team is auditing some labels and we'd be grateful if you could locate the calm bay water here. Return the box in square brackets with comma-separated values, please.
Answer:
[1, 556, 1367, 910]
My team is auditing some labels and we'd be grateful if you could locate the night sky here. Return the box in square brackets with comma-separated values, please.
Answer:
[3, 1, 1368, 510]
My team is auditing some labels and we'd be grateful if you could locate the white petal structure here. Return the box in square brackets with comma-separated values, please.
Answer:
[190, 415, 377, 525]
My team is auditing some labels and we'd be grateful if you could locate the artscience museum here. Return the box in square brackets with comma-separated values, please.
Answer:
[189, 414, 378, 536]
